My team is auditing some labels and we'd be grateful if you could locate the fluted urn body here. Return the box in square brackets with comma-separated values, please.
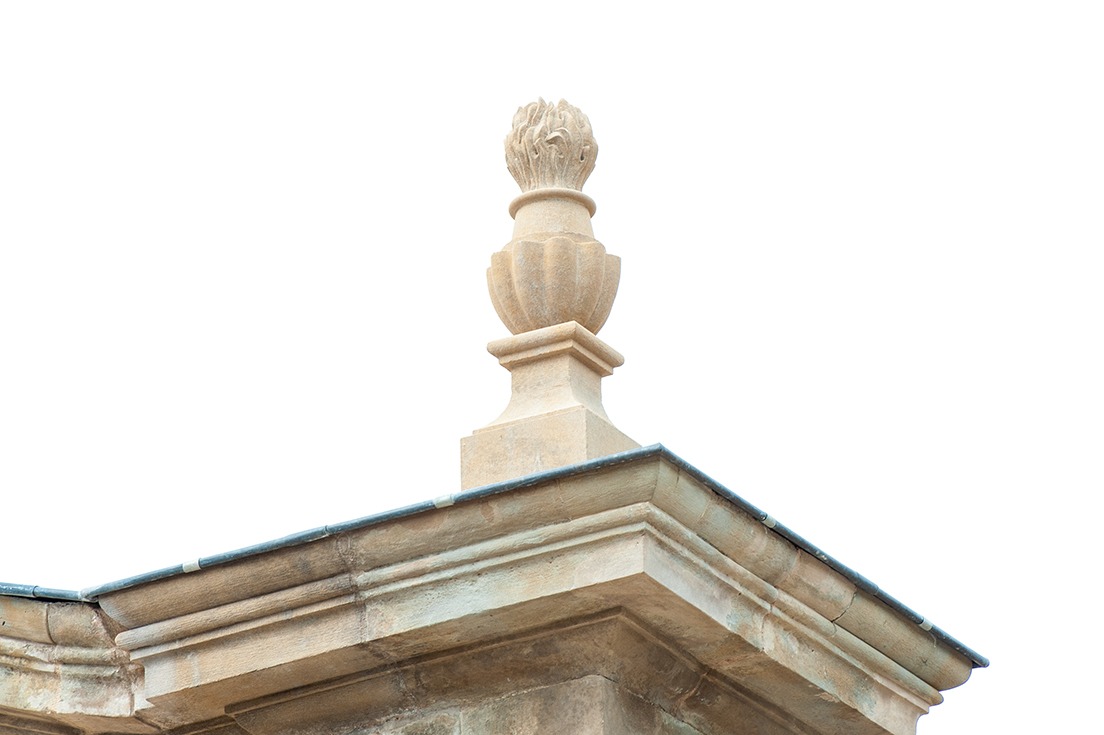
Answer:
[489, 228, 620, 335]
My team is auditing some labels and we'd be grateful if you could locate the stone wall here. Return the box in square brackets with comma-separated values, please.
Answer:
[359, 677, 705, 735]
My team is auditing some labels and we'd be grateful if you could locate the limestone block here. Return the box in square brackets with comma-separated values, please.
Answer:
[360, 712, 460, 735]
[461, 322, 638, 489]
[775, 551, 857, 622]
[461, 406, 638, 489]
[228, 614, 805, 735]
[0, 597, 146, 734]
[834, 593, 972, 691]
[659, 468, 799, 587]
[0, 596, 51, 644]
[462, 675, 706, 735]
[489, 229, 620, 336]
[462, 677, 612, 735]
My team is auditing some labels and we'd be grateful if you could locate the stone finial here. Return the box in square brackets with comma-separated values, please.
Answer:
[462, 101, 638, 490]
[505, 99, 597, 192]
[488, 100, 621, 336]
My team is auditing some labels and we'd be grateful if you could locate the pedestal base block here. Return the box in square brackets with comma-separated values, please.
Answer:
[461, 322, 639, 489]
[461, 406, 639, 489]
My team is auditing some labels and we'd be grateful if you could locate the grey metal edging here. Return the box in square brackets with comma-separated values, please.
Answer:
[0, 583, 85, 601]
[77, 499, 440, 600]
[75, 450, 656, 600]
[651, 448, 990, 669]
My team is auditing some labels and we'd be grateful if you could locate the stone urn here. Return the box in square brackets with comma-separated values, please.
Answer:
[487, 100, 621, 335]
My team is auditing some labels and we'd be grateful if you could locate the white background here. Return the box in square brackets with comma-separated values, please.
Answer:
[2, 3, 1101, 732]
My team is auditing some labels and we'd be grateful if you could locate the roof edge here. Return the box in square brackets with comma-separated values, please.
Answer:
[0, 582, 85, 601]
[2, 444, 986, 668]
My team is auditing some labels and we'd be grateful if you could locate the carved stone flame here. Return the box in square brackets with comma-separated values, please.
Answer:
[505, 99, 597, 192]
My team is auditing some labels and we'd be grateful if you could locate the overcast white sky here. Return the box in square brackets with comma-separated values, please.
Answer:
[2, 3, 1102, 732]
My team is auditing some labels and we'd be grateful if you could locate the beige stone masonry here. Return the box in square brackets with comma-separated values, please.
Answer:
[1, 451, 976, 734]
[461, 321, 638, 489]
[0, 597, 148, 733]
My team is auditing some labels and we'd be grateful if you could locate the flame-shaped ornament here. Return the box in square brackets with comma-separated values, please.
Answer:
[489, 100, 621, 335]
[505, 99, 597, 192]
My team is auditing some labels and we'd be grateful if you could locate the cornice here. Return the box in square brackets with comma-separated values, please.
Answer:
[2, 450, 978, 734]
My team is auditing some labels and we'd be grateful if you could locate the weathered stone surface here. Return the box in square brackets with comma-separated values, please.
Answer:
[462, 675, 708, 735]
[491, 101, 618, 337]
[0, 597, 149, 734]
[0, 596, 52, 645]
[0, 707, 82, 735]
[505, 100, 596, 193]
[463, 677, 613, 735]
[470, 100, 633, 485]
[1, 452, 973, 735]
[228, 614, 799, 735]
[355, 711, 460, 735]
[834, 593, 969, 692]
[461, 404, 638, 489]
[489, 231, 620, 336]
[461, 321, 638, 488]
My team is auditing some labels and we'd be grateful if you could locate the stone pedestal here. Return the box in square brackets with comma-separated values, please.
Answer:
[463, 100, 636, 489]
[461, 321, 639, 489]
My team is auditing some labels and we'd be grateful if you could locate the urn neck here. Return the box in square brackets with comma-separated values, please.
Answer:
[509, 188, 596, 240]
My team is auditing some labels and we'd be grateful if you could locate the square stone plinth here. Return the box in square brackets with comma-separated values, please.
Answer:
[461, 405, 638, 489]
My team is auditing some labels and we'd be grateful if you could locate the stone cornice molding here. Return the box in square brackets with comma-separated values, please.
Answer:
[2, 451, 975, 734]
[488, 321, 624, 376]
[0, 598, 148, 733]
